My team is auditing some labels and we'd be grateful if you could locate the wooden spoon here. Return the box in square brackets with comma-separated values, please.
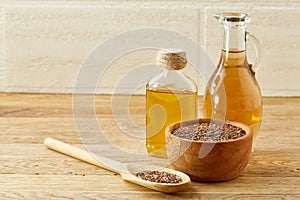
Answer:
[44, 137, 191, 193]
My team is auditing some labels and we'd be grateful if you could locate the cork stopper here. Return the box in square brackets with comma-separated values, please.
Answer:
[156, 49, 187, 70]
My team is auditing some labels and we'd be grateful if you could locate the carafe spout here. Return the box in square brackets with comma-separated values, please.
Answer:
[214, 13, 251, 27]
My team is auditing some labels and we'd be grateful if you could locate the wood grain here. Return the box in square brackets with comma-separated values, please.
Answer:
[0, 192, 299, 200]
[0, 93, 299, 199]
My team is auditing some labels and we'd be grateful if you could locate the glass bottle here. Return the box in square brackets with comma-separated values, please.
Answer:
[203, 13, 263, 143]
[146, 49, 198, 158]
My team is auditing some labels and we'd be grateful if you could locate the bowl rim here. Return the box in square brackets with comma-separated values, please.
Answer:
[165, 118, 253, 144]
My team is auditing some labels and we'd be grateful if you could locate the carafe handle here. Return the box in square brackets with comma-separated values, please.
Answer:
[246, 32, 262, 75]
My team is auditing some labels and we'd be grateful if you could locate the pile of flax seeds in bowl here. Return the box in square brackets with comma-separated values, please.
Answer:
[172, 122, 246, 142]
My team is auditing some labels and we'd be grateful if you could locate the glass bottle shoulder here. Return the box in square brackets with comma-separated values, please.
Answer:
[146, 69, 197, 93]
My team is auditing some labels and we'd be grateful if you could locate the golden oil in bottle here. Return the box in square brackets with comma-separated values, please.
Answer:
[146, 89, 197, 157]
[203, 50, 262, 141]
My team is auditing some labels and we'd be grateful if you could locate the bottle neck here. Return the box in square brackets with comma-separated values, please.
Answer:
[222, 25, 246, 52]
[162, 67, 182, 75]
[221, 25, 247, 66]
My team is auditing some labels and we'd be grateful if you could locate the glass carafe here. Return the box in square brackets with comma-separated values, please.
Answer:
[203, 13, 263, 143]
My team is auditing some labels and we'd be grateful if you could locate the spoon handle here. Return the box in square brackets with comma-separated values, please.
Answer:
[44, 137, 122, 174]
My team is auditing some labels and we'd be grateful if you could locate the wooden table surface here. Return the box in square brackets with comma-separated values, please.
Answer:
[0, 93, 299, 199]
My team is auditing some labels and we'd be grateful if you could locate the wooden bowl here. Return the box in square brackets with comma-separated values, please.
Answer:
[165, 118, 253, 182]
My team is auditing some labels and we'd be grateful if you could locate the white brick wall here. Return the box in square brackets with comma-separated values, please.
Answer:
[0, 1, 299, 96]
